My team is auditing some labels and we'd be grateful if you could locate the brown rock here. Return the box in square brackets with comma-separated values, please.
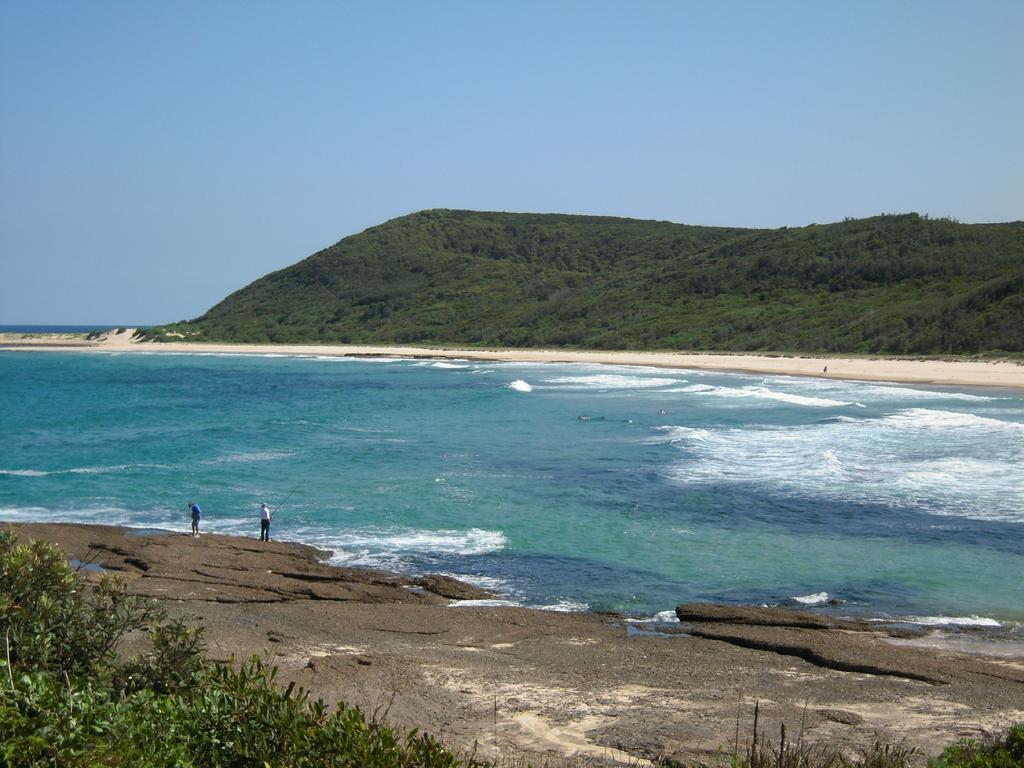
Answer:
[7, 522, 1024, 768]
[816, 709, 865, 726]
[675, 602, 859, 630]
[414, 574, 497, 600]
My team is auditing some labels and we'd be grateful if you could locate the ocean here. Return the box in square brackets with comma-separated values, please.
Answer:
[1, 350, 1022, 629]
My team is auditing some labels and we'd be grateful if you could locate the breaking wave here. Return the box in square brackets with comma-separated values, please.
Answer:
[205, 450, 295, 465]
[791, 592, 830, 605]
[317, 526, 507, 570]
[536, 600, 590, 612]
[881, 408, 1024, 431]
[0, 462, 175, 477]
[902, 615, 1003, 627]
[541, 375, 683, 390]
[627, 610, 681, 624]
[661, 406, 1024, 522]
[665, 383, 856, 408]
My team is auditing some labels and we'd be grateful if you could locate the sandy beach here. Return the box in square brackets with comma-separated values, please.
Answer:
[2, 329, 1022, 389]
[7, 522, 1023, 766]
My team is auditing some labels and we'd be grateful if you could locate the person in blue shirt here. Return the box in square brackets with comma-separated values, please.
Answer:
[189, 501, 201, 537]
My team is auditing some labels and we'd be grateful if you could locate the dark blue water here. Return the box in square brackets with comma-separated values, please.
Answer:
[1, 350, 1021, 627]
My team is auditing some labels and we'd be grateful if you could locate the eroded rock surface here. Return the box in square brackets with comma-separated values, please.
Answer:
[8, 523, 1024, 767]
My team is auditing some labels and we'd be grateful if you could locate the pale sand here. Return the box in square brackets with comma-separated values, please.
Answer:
[2, 329, 1022, 389]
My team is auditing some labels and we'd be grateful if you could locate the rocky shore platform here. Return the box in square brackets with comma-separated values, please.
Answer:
[8, 522, 1024, 766]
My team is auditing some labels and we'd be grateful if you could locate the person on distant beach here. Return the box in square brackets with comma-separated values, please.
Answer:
[823, 365, 828, 375]
[260, 502, 272, 542]
[189, 501, 201, 537]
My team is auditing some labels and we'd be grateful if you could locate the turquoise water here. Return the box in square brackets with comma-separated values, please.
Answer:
[1, 350, 1022, 626]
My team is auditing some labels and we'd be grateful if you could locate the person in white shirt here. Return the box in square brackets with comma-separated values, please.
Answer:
[260, 503, 273, 542]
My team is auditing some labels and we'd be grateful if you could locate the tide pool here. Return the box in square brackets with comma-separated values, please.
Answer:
[1, 350, 1021, 626]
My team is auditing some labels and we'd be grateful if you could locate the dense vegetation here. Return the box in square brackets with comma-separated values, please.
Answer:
[146, 210, 1024, 355]
[0, 531, 480, 767]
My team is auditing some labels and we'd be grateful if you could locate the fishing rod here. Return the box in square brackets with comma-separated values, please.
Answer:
[267, 485, 301, 513]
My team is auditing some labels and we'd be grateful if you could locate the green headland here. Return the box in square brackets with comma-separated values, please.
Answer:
[146, 210, 1024, 355]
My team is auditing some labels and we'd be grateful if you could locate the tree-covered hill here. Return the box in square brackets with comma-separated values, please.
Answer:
[148, 209, 1024, 355]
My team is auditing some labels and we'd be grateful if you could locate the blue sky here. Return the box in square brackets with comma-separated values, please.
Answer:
[1, 1, 1021, 325]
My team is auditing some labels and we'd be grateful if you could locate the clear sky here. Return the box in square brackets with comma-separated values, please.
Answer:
[1, 1, 1021, 325]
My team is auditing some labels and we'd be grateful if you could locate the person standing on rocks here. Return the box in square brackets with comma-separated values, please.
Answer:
[260, 502, 273, 542]
[189, 501, 201, 537]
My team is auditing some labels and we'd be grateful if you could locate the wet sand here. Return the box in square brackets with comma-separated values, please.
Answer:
[1, 329, 1022, 389]
[9, 523, 1023, 766]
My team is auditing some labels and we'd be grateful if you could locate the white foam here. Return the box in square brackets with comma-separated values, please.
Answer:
[792, 592, 830, 605]
[71, 464, 171, 475]
[206, 450, 295, 464]
[862, 385, 998, 402]
[663, 384, 716, 393]
[820, 450, 843, 473]
[903, 615, 1003, 628]
[627, 610, 681, 624]
[762, 377, 1004, 403]
[675, 384, 854, 407]
[448, 599, 520, 608]
[339, 356, 405, 363]
[430, 362, 470, 369]
[326, 527, 507, 559]
[0, 462, 175, 477]
[894, 457, 1020, 500]
[541, 375, 683, 390]
[651, 426, 714, 443]
[882, 408, 1024, 431]
[0, 505, 187, 532]
[0, 505, 58, 518]
[434, 572, 511, 592]
[662, 404, 1024, 522]
[508, 379, 533, 392]
[536, 600, 590, 612]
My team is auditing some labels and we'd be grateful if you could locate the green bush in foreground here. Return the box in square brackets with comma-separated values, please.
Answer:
[929, 723, 1024, 768]
[0, 530, 480, 767]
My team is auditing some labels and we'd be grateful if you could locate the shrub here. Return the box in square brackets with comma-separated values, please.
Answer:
[0, 531, 164, 680]
[929, 723, 1024, 768]
[724, 703, 919, 768]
